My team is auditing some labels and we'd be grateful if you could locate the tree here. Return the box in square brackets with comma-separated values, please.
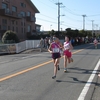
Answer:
[49, 30, 55, 36]
[2, 30, 19, 44]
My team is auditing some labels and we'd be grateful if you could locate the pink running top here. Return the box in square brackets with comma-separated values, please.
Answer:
[51, 42, 60, 53]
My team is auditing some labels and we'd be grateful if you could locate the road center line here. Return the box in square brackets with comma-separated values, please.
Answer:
[0, 60, 53, 82]
[78, 59, 100, 100]
[0, 47, 91, 82]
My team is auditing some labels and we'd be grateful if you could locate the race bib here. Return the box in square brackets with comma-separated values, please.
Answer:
[53, 48, 60, 53]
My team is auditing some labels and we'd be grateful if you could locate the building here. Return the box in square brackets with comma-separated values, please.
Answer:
[0, 0, 39, 41]
[35, 24, 41, 32]
[87, 30, 100, 37]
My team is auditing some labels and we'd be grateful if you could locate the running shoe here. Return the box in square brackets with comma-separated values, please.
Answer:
[52, 75, 56, 79]
[64, 68, 67, 72]
[58, 65, 60, 70]
[71, 58, 73, 62]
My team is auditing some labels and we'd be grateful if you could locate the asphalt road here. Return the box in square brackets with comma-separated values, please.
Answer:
[0, 43, 99, 100]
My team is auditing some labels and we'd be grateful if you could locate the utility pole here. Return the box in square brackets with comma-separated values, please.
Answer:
[56, 1, 62, 32]
[91, 20, 94, 36]
[82, 15, 86, 30]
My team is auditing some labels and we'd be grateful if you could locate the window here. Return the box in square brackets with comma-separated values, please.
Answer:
[24, 28, 25, 33]
[27, 25, 31, 32]
[21, 28, 23, 33]
[12, 20, 14, 25]
[2, 3, 8, 9]
[8, 26, 10, 30]
[36, 26, 40, 31]
[21, 22, 23, 26]
[20, 11, 26, 17]
[20, 3, 26, 8]
[12, 26, 14, 31]
[16, 21, 18, 25]
[2, 25, 7, 30]
[12, 6, 17, 12]
[31, 15, 35, 21]
[27, 12, 31, 16]
[6, 0, 10, 2]
[16, 27, 18, 32]
[2, 19, 7, 24]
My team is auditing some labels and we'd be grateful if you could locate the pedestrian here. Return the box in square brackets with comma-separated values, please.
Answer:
[63, 35, 73, 72]
[39, 38, 44, 52]
[44, 37, 49, 49]
[93, 37, 98, 49]
[48, 37, 61, 79]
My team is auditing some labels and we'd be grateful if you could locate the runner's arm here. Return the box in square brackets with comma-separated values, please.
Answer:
[69, 42, 73, 50]
[48, 43, 52, 53]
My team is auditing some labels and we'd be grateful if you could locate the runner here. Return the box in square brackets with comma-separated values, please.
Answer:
[48, 37, 61, 79]
[93, 37, 98, 49]
[52, 36, 63, 70]
[63, 35, 73, 72]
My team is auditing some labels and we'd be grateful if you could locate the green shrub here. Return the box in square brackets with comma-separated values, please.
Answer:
[2, 30, 19, 44]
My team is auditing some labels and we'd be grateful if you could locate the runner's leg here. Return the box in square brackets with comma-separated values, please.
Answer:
[64, 55, 67, 72]
[52, 58, 59, 79]
[68, 57, 71, 63]
[57, 58, 60, 70]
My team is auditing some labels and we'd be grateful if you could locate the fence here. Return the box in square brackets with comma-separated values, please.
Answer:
[0, 39, 64, 54]
[0, 40, 40, 54]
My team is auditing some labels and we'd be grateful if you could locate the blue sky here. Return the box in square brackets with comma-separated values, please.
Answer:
[32, 0, 100, 31]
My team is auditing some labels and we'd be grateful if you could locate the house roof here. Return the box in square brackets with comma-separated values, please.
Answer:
[36, 24, 41, 26]
[25, 0, 40, 13]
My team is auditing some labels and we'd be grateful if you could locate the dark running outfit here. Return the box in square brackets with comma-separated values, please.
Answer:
[51, 42, 61, 59]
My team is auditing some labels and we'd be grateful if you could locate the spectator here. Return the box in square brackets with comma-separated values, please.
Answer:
[39, 38, 44, 52]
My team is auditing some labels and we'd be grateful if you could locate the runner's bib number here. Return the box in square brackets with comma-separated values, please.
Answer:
[53, 48, 60, 53]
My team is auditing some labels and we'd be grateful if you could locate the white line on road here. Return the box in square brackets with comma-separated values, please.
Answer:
[78, 59, 100, 100]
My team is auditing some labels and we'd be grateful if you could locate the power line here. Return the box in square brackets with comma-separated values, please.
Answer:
[37, 0, 57, 10]
[37, 17, 82, 30]
[36, 17, 57, 24]
[87, 14, 100, 17]
[34, 0, 87, 30]
[61, 23, 82, 30]
[49, 0, 56, 3]
[39, 13, 57, 20]
[64, 15, 82, 22]
[35, 0, 83, 30]
[64, 7, 81, 16]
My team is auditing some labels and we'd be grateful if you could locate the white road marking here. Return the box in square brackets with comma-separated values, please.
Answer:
[78, 59, 100, 100]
